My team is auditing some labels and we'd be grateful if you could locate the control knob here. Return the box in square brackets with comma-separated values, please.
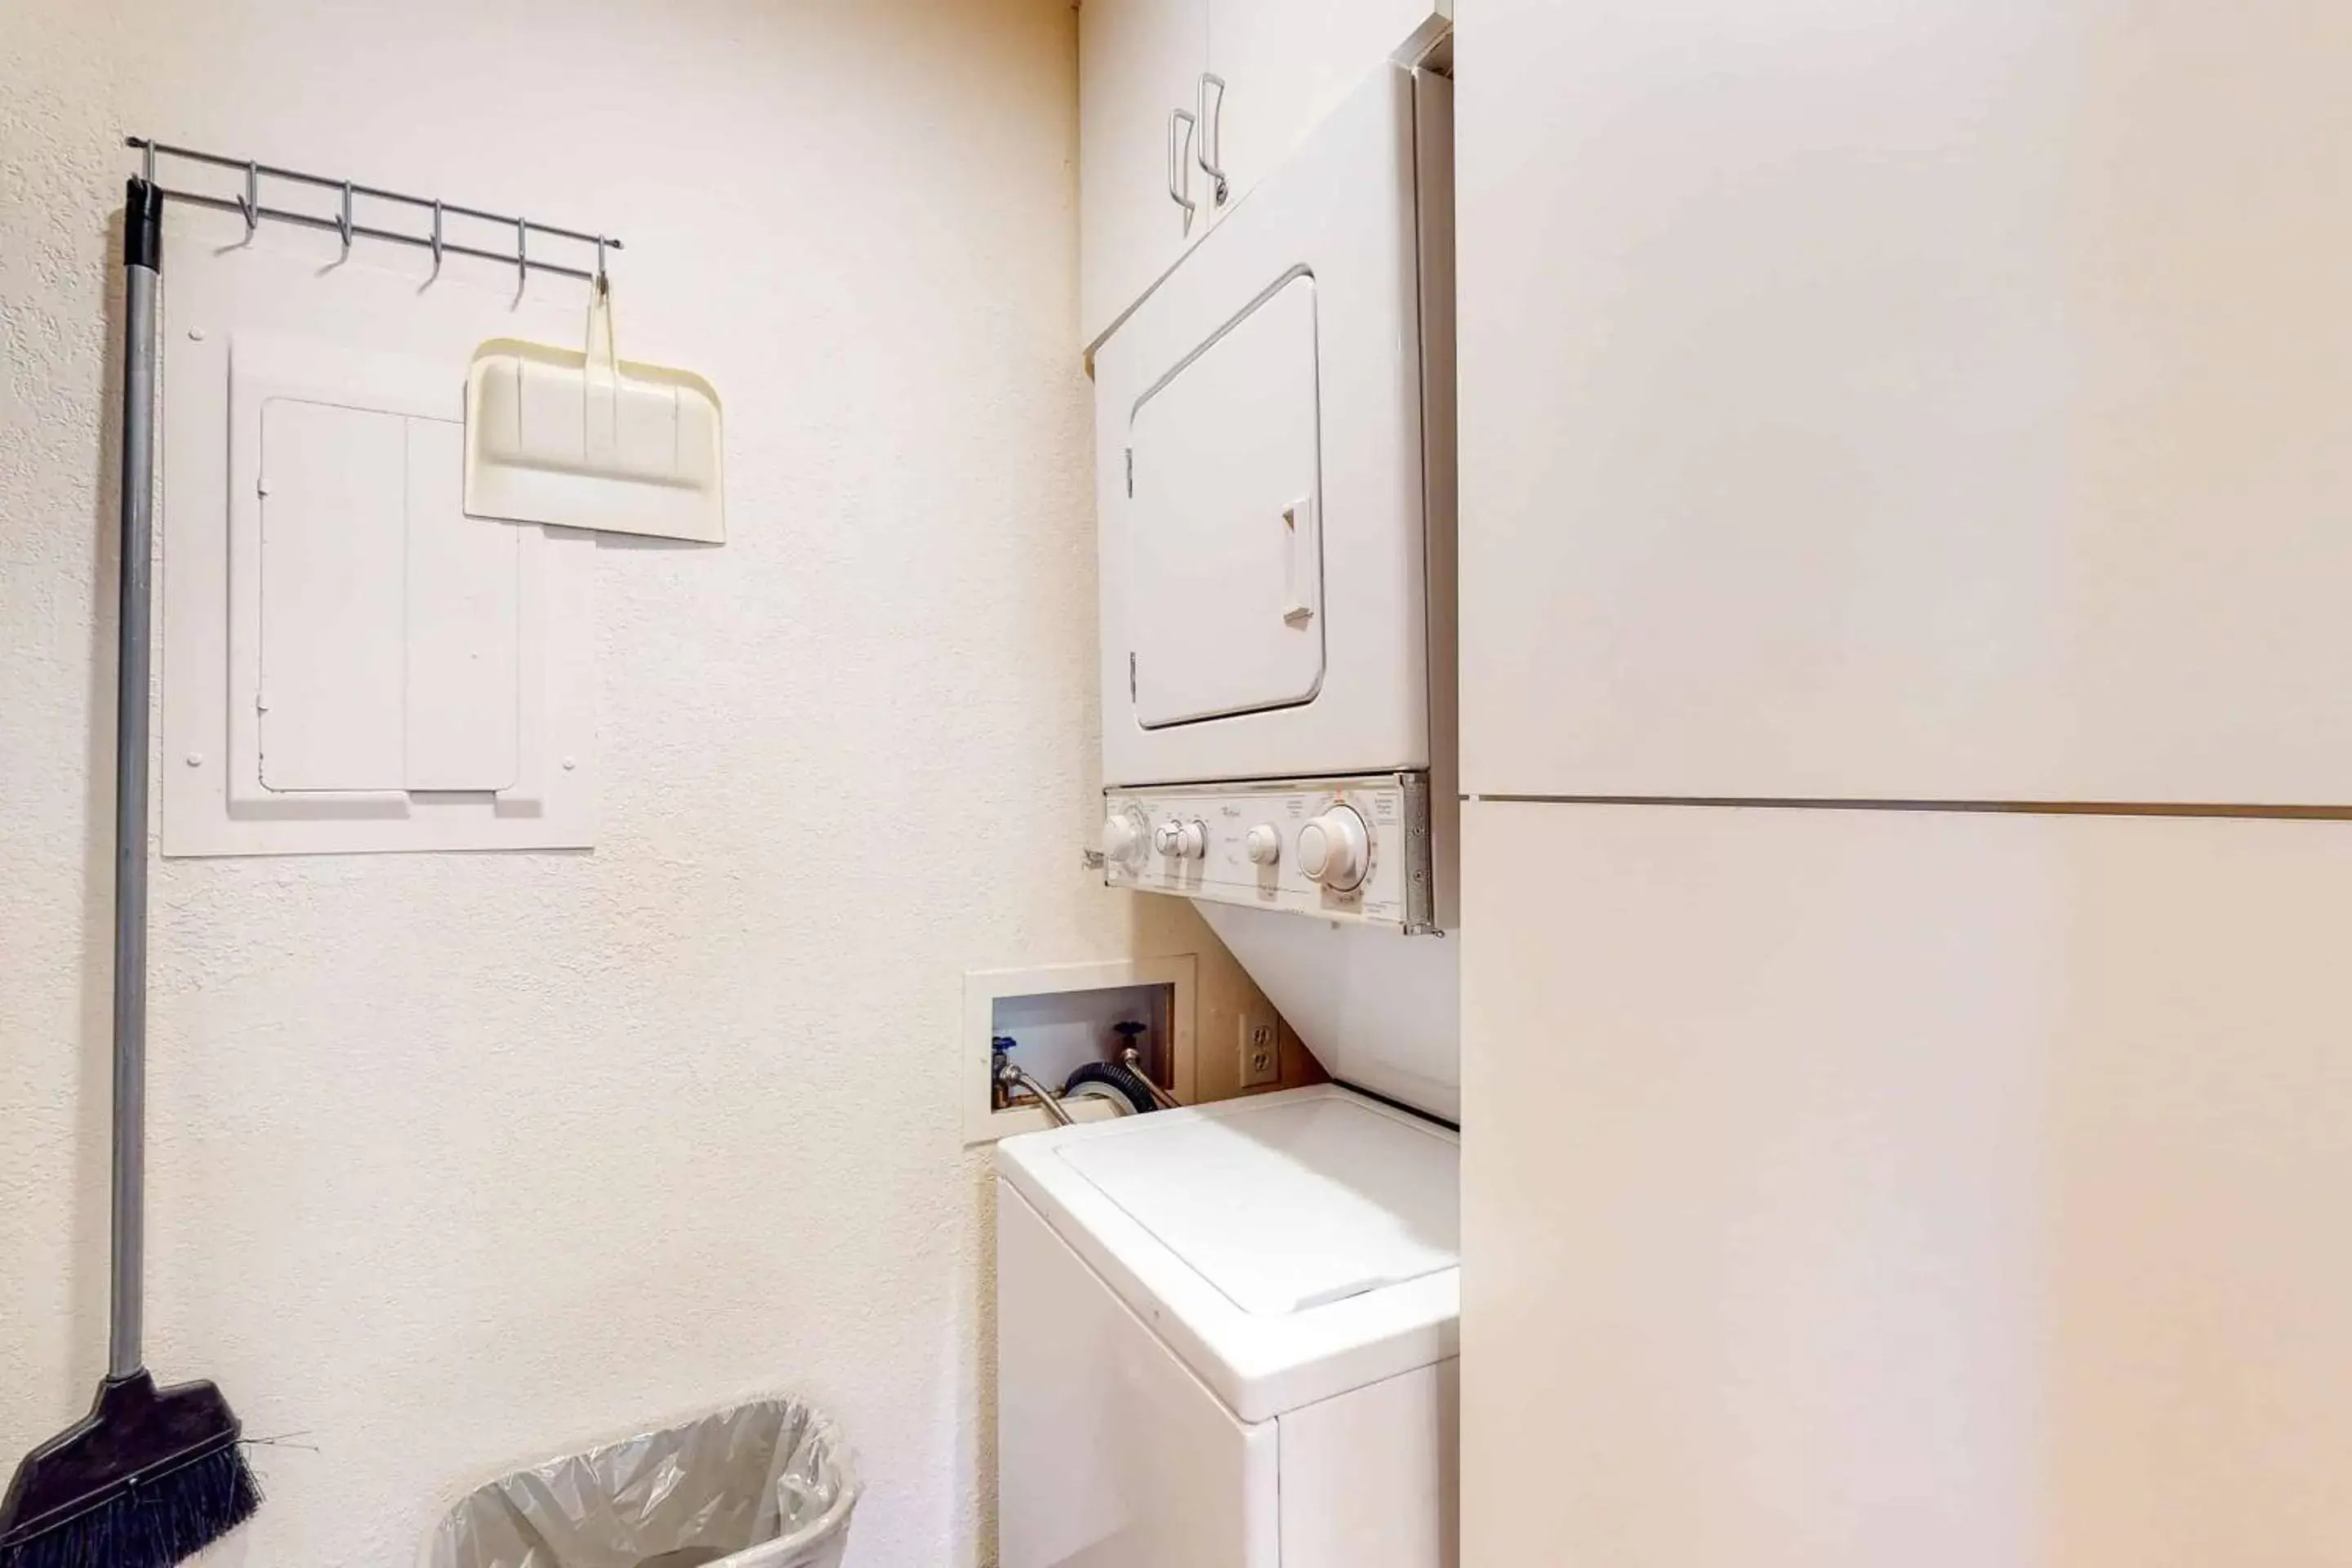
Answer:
[1102, 812, 1147, 868]
[1153, 819, 1207, 860]
[1244, 824, 1281, 866]
[1295, 805, 1370, 892]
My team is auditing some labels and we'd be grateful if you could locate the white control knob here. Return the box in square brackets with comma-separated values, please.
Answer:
[1295, 806, 1370, 891]
[1153, 819, 1207, 860]
[1245, 824, 1282, 866]
[1102, 813, 1146, 867]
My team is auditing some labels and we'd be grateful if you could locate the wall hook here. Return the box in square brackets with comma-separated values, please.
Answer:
[515, 216, 528, 293]
[428, 198, 443, 282]
[336, 179, 353, 261]
[238, 160, 259, 242]
[594, 234, 608, 293]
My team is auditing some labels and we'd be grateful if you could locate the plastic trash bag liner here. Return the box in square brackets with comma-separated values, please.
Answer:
[423, 1396, 858, 1568]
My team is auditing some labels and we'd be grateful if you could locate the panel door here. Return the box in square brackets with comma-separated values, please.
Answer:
[1204, 0, 1443, 221]
[257, 399, 408, 791]
[256, 401, 521, 796]
[1080, 0, 1211, 347]
[1125, 272, 1325, 729]
[1463, 799, 2352, 1566]
[1457, 0, 2352, 806]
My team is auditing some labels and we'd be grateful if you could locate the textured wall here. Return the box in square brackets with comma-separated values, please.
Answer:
[0, 2, 1300, 1562]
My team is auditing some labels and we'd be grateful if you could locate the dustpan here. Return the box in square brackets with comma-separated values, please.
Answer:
[466, 271, 724, 544]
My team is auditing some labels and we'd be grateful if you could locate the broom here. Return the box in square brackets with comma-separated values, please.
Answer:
[0, 176, 262, 1568]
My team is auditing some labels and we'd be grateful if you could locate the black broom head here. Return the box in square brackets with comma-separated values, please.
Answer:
[0, 1372, 260, 1568]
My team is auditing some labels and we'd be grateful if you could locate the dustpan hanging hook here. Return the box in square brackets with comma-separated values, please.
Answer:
[238, 160, 258, 243]
[595, 234, 608, 295]
[586, 251, 617, 374]
[515, 216, 528, 292]
[336, 179, 353, 261]
[428, 198, 443, 281]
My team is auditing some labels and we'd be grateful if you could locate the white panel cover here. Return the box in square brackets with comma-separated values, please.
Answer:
[257, 404, 522, 795]
[403, 417, 520, 791]
[259, 399, 409, 791]
[1129, 272, 1325, 728]
[1200, 902, 1459, 1121]
[158, 229, 597, 858]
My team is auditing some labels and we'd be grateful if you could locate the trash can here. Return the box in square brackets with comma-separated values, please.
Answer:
[421, 1396, 858, 1568]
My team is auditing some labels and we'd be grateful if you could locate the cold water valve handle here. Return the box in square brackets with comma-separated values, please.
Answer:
[1113, 1022, 1184, 1111]
[994, 1036, 1075, 1128]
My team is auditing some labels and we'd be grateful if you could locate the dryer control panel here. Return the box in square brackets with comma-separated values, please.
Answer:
[1101, 773, 1437, 933]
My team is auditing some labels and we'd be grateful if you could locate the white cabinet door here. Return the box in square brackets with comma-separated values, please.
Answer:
[1463, 799, 2352, 1566]
[1458, 0, 2352, 806]
[1080, 0, 1210, 347]
[1204, 0, 1443, 220]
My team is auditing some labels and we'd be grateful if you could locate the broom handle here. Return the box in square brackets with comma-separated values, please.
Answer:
[109, 177, 163, 1382]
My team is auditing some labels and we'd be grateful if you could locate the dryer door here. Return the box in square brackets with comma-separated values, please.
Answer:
[1128, 272, 1325, 729]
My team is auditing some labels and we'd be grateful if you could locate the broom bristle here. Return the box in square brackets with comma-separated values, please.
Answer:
[0, 1446, 260, 1568]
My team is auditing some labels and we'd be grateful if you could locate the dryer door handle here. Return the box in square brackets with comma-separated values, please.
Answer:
[1282, 496, 1318, 627]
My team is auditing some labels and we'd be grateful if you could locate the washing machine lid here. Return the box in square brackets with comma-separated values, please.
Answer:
[996, 1086, 1459, 1424]
[1059, 1089, 1456, 1313]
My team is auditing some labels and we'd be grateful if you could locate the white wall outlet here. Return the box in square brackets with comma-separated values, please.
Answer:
[1240, 1015, 1281, 1089]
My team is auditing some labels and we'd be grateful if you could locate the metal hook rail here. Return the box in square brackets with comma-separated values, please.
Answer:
[125, 136, 621, 286]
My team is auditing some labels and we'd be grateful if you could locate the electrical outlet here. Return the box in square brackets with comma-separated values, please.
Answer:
[1239, 1015, 1281, 1089]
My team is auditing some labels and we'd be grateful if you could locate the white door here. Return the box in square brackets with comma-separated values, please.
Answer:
[1457, 0, 2352, 807]
[1463, 798, 2352, 1566]
[1203, 0, 1443, 218]
[1080, 0, 1211, 347]
[1125, 272, 1325, 729]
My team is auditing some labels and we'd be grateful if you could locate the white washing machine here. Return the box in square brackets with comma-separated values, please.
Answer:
[1010, 47, 1463, 1567]
[996, 1087, 1459, 1568]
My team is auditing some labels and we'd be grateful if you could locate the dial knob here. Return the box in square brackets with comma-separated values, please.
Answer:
[1153, 819, 1207, 860]
[1102, 813, 1146, 867]
[1296, 806, 1370, 891]
[1245, 824, 1282, 866]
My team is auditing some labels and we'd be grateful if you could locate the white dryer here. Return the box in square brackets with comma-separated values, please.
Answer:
[1090, 59, 1460, 1118]
[996, 1088, 1459, 1568]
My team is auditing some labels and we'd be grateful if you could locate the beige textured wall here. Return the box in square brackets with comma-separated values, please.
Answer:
[0, 2, 1299, 1562]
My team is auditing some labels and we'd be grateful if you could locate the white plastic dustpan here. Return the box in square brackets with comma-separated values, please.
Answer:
[466, 275, 724, 543]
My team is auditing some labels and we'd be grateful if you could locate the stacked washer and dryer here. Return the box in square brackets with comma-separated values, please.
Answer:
[997, 59, 1462, 1568]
